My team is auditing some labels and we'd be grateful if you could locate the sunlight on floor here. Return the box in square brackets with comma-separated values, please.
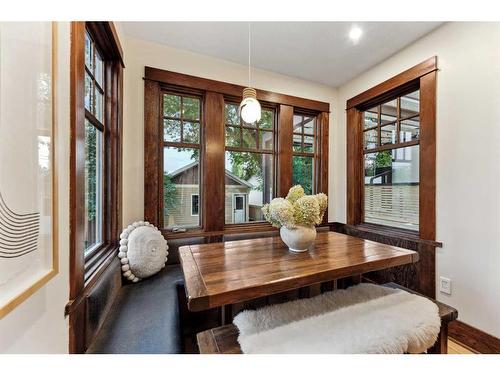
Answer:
[448, 339, 476, 354]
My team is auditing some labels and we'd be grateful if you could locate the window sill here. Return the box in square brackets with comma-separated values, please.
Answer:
[161, 222, 277, 240]
[65, 244, 117, 317]
[330, 222, 442, 248]
[84, 244, 118, 283]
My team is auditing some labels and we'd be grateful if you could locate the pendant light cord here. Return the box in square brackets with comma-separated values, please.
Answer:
[248, 22, 251, 87]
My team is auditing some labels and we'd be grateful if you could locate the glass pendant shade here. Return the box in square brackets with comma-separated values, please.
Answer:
[239, 87, 261, 124]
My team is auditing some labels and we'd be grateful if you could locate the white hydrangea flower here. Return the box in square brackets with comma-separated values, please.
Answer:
[285, 185, 305, 204]
[268, 198, 295, 228]
[262, 185, 328, 228]
[293, 195, 320, 226]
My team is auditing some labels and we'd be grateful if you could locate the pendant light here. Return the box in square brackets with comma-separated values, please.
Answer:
[239, 23, 261, 124]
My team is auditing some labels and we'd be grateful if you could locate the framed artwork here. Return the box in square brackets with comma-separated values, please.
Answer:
[0, 22, 58, 318]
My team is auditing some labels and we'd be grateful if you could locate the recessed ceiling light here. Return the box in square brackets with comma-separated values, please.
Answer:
[349, 26, 363, 43]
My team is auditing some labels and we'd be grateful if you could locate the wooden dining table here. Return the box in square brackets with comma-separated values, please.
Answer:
[179, 231, 419, 312]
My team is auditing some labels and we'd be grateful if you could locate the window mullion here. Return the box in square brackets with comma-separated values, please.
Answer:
[396, 97, 401, 144]
[377, 105, 381, 147]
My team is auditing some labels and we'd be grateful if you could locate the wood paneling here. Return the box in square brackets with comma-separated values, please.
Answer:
[449, 320, 500, 354]
[179, 231, 418, 311]
[346, 57, 437, 109]
[317, 111, 329, 200]
[145, 67, 330, 113]
[277, 105, 293, 196]
[346, 108, 363, 224]
[419, 71, 437, 242]
[70, 21, 86, 302]
[203, 92, 225, 232]
[197, 324, 242, 354]
[143, 80, 161, 225]
[331, 222, 438, 296]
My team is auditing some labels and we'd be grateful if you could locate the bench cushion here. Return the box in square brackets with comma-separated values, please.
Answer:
[234, 283, 441, 353]
[197, 283, 458, 354]
[87, 264, 184, 354]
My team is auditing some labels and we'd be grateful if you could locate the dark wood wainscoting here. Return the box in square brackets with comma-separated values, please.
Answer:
[330, 222, 442, 297]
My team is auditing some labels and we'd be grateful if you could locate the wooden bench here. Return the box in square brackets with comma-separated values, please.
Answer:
[196, 282, 458, 354]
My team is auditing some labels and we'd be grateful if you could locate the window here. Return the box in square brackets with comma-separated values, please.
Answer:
[292, 113, 316, 195]
[362, 90, 420, 231]
[191, 194, 199, 216]
[144, 67, 330, 237]
[363, 90, 420, 231]
[346, 57, 436, 240]
[224, 102, 275, 224]
[84, 31, 105, 256]
[84, 119, 103, 252]
[162, 92, 202, 229]
[70, 21, 124, 354]
[71, 22, 123, 278]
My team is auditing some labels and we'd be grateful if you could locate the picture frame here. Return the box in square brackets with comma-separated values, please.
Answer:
[0, 22, 58, 318]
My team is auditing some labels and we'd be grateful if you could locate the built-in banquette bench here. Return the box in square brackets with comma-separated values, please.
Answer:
[86, 227, 455, 354]
[86, 236, 203, 353]
[86, 231, 281, 353]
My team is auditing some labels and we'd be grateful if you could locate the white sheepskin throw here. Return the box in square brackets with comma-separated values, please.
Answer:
[233, 283, 440, 354]
[118, 221, 169, 283]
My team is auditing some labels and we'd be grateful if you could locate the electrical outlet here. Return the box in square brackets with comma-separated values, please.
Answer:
[440, 277, 451, 295]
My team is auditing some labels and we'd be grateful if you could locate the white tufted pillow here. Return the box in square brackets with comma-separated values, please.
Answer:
[117, 221, 169, 283]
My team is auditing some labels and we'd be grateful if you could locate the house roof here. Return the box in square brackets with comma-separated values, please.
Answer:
[169, 161, 253, 188]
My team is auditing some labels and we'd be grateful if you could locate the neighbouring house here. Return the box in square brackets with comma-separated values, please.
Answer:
[165, 162, 253, 227]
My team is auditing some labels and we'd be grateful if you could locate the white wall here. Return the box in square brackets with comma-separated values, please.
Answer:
[122, 37, 338, 226]
[335, 22, 500, 337]
[0, 22, 71, 353]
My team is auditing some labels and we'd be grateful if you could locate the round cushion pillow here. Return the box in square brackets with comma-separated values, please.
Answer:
[117, 221, 169, 282]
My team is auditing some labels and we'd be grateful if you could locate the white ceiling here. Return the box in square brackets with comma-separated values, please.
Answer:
[120, 22, 443, 87]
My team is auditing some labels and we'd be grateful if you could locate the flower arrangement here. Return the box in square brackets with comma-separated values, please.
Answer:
[262, 185, 328, 228]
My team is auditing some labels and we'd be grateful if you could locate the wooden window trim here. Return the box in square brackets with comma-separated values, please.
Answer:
[145, 67, 330, 113]
[346, 57, 437, 110]
[144, 68, 330, 239]
[69, 21, 124, 354]
[346, 57, 437, 297]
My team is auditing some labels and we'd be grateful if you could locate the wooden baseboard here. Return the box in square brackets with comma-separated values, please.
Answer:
[449, 320, 500, 354]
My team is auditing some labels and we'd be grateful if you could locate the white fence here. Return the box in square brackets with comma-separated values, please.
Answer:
[364, 184, 419, 231]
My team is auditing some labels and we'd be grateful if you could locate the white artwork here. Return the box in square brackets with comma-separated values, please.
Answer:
[0, 22, 57, 318]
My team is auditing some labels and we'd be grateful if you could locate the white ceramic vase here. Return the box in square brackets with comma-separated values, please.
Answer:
[280, 225, 317, 252]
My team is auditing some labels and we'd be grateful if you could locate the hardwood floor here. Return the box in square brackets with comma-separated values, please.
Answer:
[448, 339, 476, 354]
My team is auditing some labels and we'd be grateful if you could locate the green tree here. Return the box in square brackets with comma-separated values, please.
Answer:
[85, 122, 97, 222]
[375, 151, 392, 168]
[229, 152, 263, 190]
[163, 173, 178, 222]
[292, 156, 313, 195]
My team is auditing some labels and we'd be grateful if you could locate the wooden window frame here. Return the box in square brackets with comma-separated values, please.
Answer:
[346, 57, 437, 297]
[68, 21, 124, 354]
[346, 57, 437, 239]
[144, 67, 330, 240]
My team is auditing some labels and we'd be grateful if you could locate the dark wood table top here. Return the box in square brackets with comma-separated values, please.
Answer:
[179, 231, 419, 311]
